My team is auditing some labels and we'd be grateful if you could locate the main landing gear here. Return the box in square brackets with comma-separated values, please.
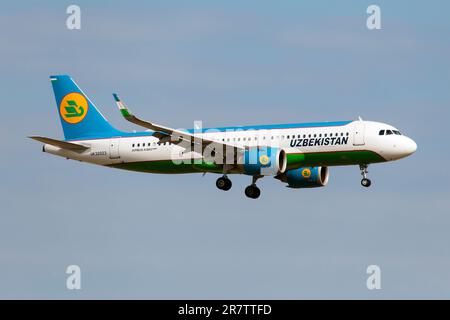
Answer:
[216, 175, 262, 199]
[359, 164, 372, 188]
[245, 176, 262, 199]
[216, 175, 232, 191]
[245, 185, 260, 199]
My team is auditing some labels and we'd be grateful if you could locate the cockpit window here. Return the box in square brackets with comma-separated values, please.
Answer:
[380, 129, 402, 136]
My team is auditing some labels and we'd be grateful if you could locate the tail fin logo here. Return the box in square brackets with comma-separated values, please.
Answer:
[60, 92, 88, 124]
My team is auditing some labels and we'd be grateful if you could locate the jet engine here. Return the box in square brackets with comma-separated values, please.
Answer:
[275, 166, 329, 188]
[238, 147, 287, 176]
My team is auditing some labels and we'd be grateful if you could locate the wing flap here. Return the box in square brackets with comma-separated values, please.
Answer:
[113, 94, 243, 159]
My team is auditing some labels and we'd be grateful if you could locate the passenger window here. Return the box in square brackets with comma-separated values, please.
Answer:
[379, 130, 385, 135]
[132, 144, 135, 147]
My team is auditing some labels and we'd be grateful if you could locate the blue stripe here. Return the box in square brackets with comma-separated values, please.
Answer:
[66, 131, 154, 141]
[186, 121, 353, 133]
[66, 121, 353, 141]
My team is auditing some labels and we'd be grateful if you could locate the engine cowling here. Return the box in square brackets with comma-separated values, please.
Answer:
[238, 147, 287, 176]
[276, 166, 329, 188]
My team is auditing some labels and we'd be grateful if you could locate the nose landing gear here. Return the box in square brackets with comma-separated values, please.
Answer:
[359, 164, 372, 187]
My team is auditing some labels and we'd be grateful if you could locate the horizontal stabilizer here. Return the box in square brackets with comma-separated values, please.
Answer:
[28, 136, 90, 151]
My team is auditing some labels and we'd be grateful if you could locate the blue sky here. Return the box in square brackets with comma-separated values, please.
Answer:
[0, 1, 449, 298]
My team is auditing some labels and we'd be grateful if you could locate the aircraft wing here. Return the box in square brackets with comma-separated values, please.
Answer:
[29, 136, 90, 151]
[113, 94, 243, 160]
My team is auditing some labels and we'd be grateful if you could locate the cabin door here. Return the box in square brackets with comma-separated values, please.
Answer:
[109, 138, 120, 159]
[353, 121, 366, 146]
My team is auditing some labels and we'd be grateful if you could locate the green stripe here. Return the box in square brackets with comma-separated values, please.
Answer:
[287, 150, 385, 168]
[109, 150, 386, 174]
[109, 160, 222, 174]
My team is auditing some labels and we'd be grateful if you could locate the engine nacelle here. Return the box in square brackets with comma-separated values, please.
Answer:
[276, 166, 329, 188]
[238, 147, 287, 176]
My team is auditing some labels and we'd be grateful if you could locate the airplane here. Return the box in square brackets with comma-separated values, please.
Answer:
[30, 75, 417, 199]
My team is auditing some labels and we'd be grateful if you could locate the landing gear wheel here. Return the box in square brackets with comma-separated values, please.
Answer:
[361, 178, 372, 188]
[359, 164, 372, 188]
[245, 185, 261, 199]
[216, 177, 232, 191]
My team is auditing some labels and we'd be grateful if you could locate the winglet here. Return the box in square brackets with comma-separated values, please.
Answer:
[113, 93, 132, 118]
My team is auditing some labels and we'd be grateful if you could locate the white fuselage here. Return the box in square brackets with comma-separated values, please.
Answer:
[43, 120, 417, 172]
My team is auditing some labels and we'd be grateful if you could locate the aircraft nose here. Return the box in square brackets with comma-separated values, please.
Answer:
[403, 137, 417, 156]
